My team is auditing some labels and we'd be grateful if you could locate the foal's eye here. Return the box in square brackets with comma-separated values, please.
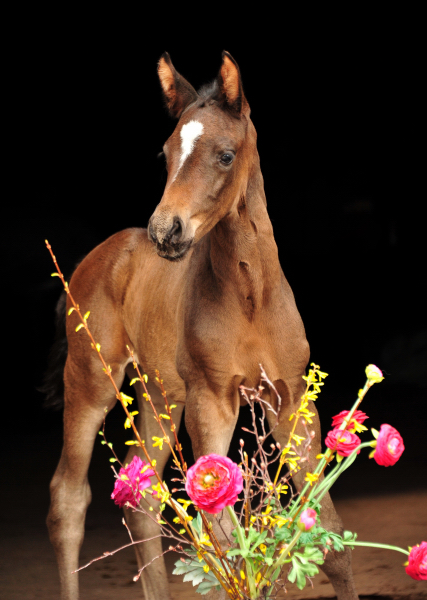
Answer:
[220, 153, 234, 166]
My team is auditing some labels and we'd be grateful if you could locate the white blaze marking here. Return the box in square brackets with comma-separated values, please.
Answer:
[172, 120, 204, 182]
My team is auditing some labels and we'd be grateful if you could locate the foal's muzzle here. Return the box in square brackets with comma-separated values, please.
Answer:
[148, 216, 192, 261]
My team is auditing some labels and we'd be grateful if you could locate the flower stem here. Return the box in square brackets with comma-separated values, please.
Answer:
[313, 441, 373, 502]
[226, 506, 257, 598]
[263, 529, 302, 582]
[343, 541, 409, 555]
[289, 381, 371, 520]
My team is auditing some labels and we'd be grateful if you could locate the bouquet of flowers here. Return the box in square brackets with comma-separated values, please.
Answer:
[47, 241, 427, 597]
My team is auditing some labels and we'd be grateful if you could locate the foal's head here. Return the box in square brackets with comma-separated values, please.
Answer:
[148, 51, 256, 261]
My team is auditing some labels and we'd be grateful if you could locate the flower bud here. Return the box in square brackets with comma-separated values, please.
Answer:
[365, 364, 384, 384]
[297, 508, 317, 532]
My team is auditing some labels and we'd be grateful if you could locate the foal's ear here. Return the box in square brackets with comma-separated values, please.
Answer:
[217, 51, 249, 115]
[158, 52, 198, 119]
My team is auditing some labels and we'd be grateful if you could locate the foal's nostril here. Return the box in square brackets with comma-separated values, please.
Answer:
[169, 217, 183, 244]
[148, 221, 158, 244]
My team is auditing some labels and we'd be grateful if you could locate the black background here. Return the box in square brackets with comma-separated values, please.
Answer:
[3, 12, 426, 525]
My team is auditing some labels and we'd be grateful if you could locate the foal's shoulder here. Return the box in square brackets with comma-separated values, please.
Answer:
[69, 228, 150, 299]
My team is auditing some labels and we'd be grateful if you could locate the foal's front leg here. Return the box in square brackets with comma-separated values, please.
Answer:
[122, 375, 184, 600]
[268, 379, 359, 600]
[184, 384, 241, 600]
[47, 360, 125, 600]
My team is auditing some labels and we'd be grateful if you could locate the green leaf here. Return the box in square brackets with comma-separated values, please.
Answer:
[293, 551, 308, 565]
[301, 546, 324, 564]
[196, 580, 221, 595]
[275, 526, 292, 542]
[245, 527, 261, 545]
[192, 512, 203, 536]
[326, 532, 345, 552]
[226, 548, 246, 558]
[250, 529, 268, 552]
[299, 532, 314, 546]
[287, 547, 323, 590]
[191, 572, 205, 586]
[288, 557, 306, 589]
[173, 560, 191, 575]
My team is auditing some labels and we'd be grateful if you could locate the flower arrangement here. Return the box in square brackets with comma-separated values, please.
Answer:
[46, 240, 427, 596]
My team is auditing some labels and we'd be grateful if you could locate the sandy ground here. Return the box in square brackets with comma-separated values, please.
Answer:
[1, 490, 426, 599]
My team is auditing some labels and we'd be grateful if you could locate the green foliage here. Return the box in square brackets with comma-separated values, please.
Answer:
[288, 545, 324, 590]
[191, 512, 203, 537]
[343, 530, 358, 549]
[172, 557, 221, 595]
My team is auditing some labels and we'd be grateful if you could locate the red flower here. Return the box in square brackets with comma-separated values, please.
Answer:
[325, 428, 361, 457]
[185, 454, 243, 515]
[372, 424, 404, 467]
[405, 542, 427, 581]
[111, 455, 155, 508]
[331, 410, 368, 430]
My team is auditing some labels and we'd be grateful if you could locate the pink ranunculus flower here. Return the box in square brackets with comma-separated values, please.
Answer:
[185, 454, 243, 515]
[405, 542, 427, 580]
[297, 508, 317, 532]
[331, 410, 368, 430]
[325, 428, 361, 457]
[372, 424, 404, 466]
[111, 455, 155, 508]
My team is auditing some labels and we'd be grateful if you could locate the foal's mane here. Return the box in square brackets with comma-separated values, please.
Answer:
[196, 80, 220, 105]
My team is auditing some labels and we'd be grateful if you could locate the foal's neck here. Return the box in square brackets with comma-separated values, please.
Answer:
[209, 157, 282, 315]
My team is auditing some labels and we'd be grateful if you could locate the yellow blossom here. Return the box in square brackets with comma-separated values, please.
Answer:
[350, 422, 368, 434]
[292, 433, 305, 446]
[152, 436, 164, 450]
[151, 482, 170, 503]
[177, 498, 192, 511]
[304, 472, 320, 486]
[120, 392, 134, 407]
[199, 533, 212, 546]
[273, 515, 289, 528]
[124, 411, 138, 429]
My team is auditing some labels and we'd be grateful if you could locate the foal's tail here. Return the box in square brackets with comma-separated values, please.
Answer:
[40, 291, 68, 410]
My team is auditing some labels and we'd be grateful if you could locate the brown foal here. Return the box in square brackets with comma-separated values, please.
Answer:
[46, 51, 358, 599]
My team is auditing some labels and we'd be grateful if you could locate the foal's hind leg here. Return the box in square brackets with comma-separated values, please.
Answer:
[267, 378, 358, 600]
[122, 373, 184, 600]
[47, 359, 125, 600]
